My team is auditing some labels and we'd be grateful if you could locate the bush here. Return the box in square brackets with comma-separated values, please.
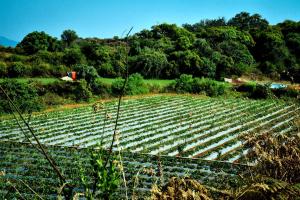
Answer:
[0, 79, 43, 113]
[250, 84, 272, 99]
[90, 79, 112, 97]
[147, 83, 163, 93]
[272, 87, 300, 98]
[174, 74, 194, 93]
[74, 80, 92, 102]
[73, 64, 99, 84]
[41, 92, 65, 106]
[31, 63, 51, 77]
[173, 74, 228, 96]
[46, 80, 92, 102]
[5, 54, 27, 62]
[8, 62, 30, 77]
[34, 51, 63, 66]
[0, 61, 8, 77]
[192, 77, 228, 96]
[50, 65, 69, 77]
[62, 48, 85, 66]
[111, 73, 149, 95]
[236, 82, 257, 93]
[97, 62, 116, 77]
[236, 82, 272, 99]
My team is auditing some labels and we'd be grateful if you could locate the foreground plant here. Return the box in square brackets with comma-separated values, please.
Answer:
[79, 148, 121, 200]
[232, 176, 300, 200]
[151, 177, 213, 200]
[244, 131, 300, 183]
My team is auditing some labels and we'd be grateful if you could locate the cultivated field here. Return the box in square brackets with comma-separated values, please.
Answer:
[0, 141, 248, 199]
[1, 95, 299, 163]
[0, 95, 299, 198]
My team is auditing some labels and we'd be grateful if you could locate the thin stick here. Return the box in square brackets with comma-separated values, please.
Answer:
[100, 110, 108, 146]
[9, 103, 34, 145]
[105, 27, 133, 166]
[18, 179, 44, 200]
[116, 134, 128, 199]
[6, 182, 27, 200]
[0, 86, 68, 186]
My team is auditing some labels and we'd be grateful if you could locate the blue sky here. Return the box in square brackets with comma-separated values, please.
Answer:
[1, 0, 300, 41]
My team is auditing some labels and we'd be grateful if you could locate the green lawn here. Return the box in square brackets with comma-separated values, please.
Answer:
[98, 77, 174, 87]
[0, 77, 174, 86]
[0, 78, 59, 84]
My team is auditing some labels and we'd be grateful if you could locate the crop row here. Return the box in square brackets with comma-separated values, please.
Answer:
[0, 96, 298, 164]
[0, 141, 247, 199]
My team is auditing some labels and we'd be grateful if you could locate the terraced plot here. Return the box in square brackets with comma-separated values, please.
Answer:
[1, 95, 299, 163]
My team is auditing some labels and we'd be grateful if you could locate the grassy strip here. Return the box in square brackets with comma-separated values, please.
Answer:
[0, 78, 59, 84]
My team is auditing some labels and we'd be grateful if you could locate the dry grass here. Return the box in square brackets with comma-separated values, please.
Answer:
[244, 132, 300, 183]
[151, 177, 213, 200]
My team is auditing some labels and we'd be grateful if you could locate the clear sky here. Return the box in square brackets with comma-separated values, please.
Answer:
[1, 0, 300, 41]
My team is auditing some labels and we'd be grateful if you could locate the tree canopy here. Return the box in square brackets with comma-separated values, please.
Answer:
[0, 11, 298, 83]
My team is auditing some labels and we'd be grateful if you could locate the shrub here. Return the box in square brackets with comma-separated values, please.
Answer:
[90, 79, 112, 97]
[62, 48, 85, 66]
[147, 83, 163, 93]
[5, 54, 27, 62]
[97, 62, 113, 77]
[31, 63, 51, 77]
[27, 80, 47, 96]
[250, 84, 272, 99]
[173, 74, 228, 96]
[0, 61, 8, 77]
[41, 92, 65, 106]
[236, 82, 257, 93]
[73, 64, 99, 84]
[74, 80, 93, 102]
[126, 73, 149, 95]
[111, 73, 149, 95]
[46, 80, 92, 102]
[192, 77, 228, 96]
[174, 74, 194, 93]
[0, 79, 43, 113]
[272, 87, 300, 98]
[111, 77, 124, 95]
[29, 51, 63, 66]
[7, 62, 30, 77]
[50, 65, 69, 77]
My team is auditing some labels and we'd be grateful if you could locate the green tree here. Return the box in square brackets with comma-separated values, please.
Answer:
[130, 48, 169, 78]
[17, 31, 60, 54]
[0, 79, 43, 113]
[73, 64, 99, 84]
[277, 20, 300, 36]
[8, 62, 30, 77]
[286, 33, 300, 57]
[252, 28, 289, 74]
[228, 12, 269, 31]
[0, 61, 8, 77]
[62, 47, 85, 66]
[111, 73, 149, 95]
[218, 40, 254, 75]
[170, 50, 203, 77]
[151, 23, 196, 49]
[193, 38, 213, 57]
[61, 29, 78, 47]
[204, 26, 255, 48]
[200, 57, 216, 78]
[214, 55, 234, 80]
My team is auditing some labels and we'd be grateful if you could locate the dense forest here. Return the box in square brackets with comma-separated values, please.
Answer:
[0, 12, 299, 82]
